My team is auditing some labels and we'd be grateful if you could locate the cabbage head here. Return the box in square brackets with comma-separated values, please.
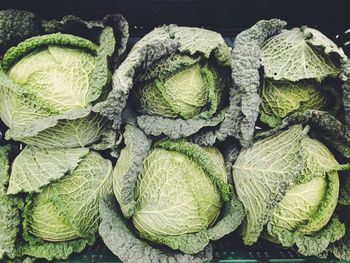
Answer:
[98, 124, 245, 261]
[3, 146, 113, 260]
[230, 20, 349, 147]
[0, 27, 119, 148]
[98, 25, 240, 144]
[232, 124, 350, 256]
[113, 129, 231, 251]
[23, 150, 113, 241]
[259, 26, 347, 128]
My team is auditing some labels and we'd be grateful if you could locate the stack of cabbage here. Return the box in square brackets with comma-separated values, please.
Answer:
[96, 24, 247, 263]
[1, 9, 350, 263]
[97, 20, 350, 262]
[0, 9, 129, 261]
[230, 19, 350, 260]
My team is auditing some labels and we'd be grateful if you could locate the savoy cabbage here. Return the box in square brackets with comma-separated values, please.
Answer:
[230, 19, 349, 146]
[96, 25, 245, 145]
[232, 110, 350, 257]
[0, 144, 114, 261]
[0, 9, 128, 262]
[2, 9, 350, 263]
[0, 10, 128, 149]
[99, 124, 245, 262]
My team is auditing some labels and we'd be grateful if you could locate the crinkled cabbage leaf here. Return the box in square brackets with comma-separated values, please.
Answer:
[0, 145, 22, 260]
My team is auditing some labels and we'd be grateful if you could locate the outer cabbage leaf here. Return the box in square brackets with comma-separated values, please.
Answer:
[113, 124, 152, 217]
[257, 110, 350, 160]
[260, 79, 327, 128]
[339, 174, 350, 206]
[230, 19, 287, 146]
[99, 195, 213, 263]
[222, 139, 242, 185]
[341, 60, 350, 130]
[19, 113, 115, 149]
[261, 27, 347, 82]
[267, 217, 345, 256]
[3, 33, 97, 73]
[41, 13, 128, 64]
[168, 26, 231, 66]
[95, 25, 235, 143]
[7, 146, 89, 194]
[93, 26, 178, 126]
[328, 229, 350, 260]
[0, 145, 22, 260]
[304, 27, 347, 62]
[17, 235, 95, 261]
[137, 109, 226, 141]
[0, 10, 127, 60]
[0, 9, 41, 53]
[299, 137, 342, 182]
[232, 125, 306, 244]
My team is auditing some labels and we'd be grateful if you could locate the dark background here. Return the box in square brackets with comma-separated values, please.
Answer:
[0, 0, 349, 47]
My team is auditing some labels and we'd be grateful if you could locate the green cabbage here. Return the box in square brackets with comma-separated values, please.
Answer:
[230, 20, 349, 147]
[23, 150, 113, 242]
[232, 124, 350, 256]
[113, 129, 231, 251]
[259, 26, 347, 128]
[131, 146, 226, 239]
[0, 32, 113, 148]
[99, 124, 245, 261]
[3, 146, 114, 261]
[0, 10, 129, 149]
[98, 25, 239, 144]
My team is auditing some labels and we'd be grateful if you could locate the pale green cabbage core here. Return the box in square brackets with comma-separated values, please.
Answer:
[132, 147, 226, 238]
[272, 177, 327, 231]
[136, 55, 223, 120]
[260, 79, 327, 128]
[29, 188, 80, 242]
[271, 137, 339, 235]
[8, 45, 96, 113]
